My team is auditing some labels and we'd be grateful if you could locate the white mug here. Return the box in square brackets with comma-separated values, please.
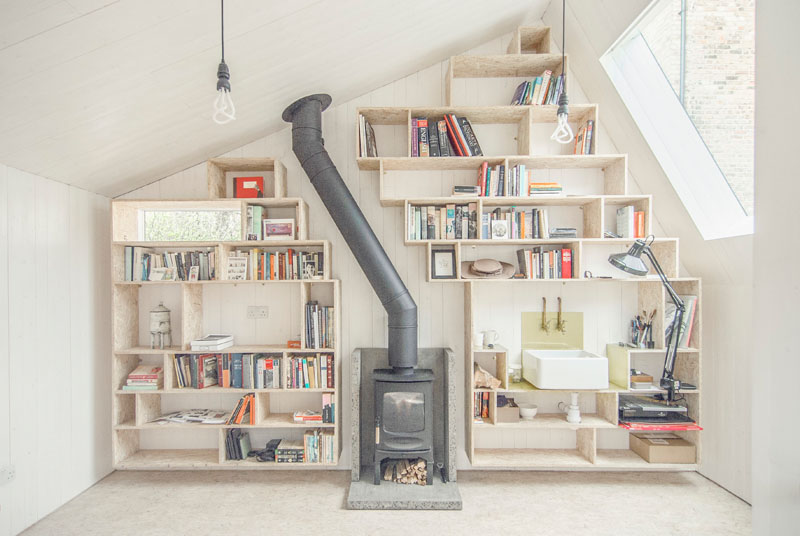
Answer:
[481, 330, 499, 348]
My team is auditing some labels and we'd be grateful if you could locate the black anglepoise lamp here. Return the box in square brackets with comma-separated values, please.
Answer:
[608, 236, 688, 404]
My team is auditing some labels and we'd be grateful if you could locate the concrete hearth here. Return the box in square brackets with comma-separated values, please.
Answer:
[347, 348, 461, 510]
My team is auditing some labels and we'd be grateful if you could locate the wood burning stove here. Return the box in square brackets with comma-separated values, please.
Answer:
[373, 368, 434, 485]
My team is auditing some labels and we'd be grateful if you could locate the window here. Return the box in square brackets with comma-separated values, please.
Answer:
[143, 210, 241, 242]
[601, 0, 754, 239]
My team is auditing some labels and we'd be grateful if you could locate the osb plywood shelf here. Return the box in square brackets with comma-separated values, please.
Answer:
[111, 157, 342, 470]
[364, 25, 701, 472]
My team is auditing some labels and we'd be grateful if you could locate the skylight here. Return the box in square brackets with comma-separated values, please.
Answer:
[600, 0, 754, 239]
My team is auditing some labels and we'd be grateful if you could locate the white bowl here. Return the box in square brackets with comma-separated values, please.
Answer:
[518, 403, 538, 420]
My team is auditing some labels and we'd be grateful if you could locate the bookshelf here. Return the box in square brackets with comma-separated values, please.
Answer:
[111, 158, 342, 470]
[357, 25, 702, 471]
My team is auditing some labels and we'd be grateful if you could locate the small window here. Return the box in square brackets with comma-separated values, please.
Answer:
[143, 210, 241, 242]
[601, 0, 754, 239]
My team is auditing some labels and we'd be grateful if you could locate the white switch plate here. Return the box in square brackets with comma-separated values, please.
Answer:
[0, 465, 15, 483]
[247, 306, 269, 319]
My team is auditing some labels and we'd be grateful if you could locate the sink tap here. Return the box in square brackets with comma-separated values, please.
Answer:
[541, 297, 551, 333]
[557, 297, 567, 333]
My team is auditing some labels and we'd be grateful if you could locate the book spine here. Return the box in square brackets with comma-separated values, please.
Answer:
[458, 117, 483, 156]
[411, 118, 419, 157]
[446, 204, 455, 240]
[428, 119, 440, 156]
[437, 121, 450, 157]
[443, 115, 464, 156]
[450, 115, 472, 156]
[584, 120, 594, 155]
[562, 249, 572, 279]
[418, 118, 429, 157]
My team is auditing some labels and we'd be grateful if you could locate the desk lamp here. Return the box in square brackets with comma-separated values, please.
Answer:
[608, 236, 686, 404]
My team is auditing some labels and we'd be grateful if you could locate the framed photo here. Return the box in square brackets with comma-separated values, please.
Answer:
[491, 219, 509, 240]
[431, 249, 456, 279]
[262, 218, 295, 241]
[188, 266, 200, 282]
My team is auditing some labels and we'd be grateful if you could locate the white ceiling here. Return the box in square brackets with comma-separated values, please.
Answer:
[0, 0, 549, 197]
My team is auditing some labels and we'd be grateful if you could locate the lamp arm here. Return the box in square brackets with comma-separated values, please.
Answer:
[643, 245, 685, 403]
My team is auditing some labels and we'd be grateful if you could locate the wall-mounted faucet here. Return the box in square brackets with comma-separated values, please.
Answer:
[541, 297, 551, 334]
[556, 297, 568, 333]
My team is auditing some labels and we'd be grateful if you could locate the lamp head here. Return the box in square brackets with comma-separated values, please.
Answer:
[608, 239, 649, 276]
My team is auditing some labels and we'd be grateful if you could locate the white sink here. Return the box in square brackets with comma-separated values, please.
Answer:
[522, 349, 609, 390]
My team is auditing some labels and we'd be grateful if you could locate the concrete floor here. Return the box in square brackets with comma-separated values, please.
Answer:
[23, 470, 750, 536]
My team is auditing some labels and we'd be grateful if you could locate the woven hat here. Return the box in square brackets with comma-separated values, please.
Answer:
[461, 258, 515, 279]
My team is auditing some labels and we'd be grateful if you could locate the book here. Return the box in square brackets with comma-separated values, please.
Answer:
[453, 185, 480, 196]
[233, 176, 264, 198]
[428, 119, 440, 157]
[127, 365, 163, 380]
[665, 295, 699, 348]
[616, 206, 635, 238]
[634, 211, 645, 238]
[511, 81, 527, 105]
[417, 118, 429, 157]
[437, 120, 451, 157]
[457, 117, 483, 156]
[363, 118, 378, 157]
[190, 334, 233, 351]
[411, 118, 419, 157]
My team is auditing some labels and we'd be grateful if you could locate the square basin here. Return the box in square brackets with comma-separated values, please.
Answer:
[522, 349, 609, 390]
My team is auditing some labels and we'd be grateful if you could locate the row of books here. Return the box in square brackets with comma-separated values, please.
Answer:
[227, 393, 255, 425]
[227, 248, 324, 281]
[480, 207, 575, 240]
[475, 163, 564, 198]
[224, 428, 335, 463]
[122, 365, 163, 391]
[305, 301, 334, 349]
[407, 203, 479, 241]
[511, 71, 564, 106]
[245, 206, 295, 241]
[574, 120, 595, 155]
[615, 206, 646, 239]
[285, 354, 335, 390]
[124, 247, 216, 281]
[172, 353, 281, 389]
[516, 247, 574, 280]
[411, 115, 483, 157]
[474, 392, 490, 420]
[358, 114, 379, 157]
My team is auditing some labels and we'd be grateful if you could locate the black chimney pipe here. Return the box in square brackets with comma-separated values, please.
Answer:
[282, 94, 418, 374]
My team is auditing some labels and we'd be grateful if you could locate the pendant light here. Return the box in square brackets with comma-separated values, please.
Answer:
[550, 0, 573, 144]
[213, 0, 236, 124]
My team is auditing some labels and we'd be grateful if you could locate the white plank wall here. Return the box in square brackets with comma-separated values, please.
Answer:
[0, 163, 112, 535]
[121, 30, 672, 469]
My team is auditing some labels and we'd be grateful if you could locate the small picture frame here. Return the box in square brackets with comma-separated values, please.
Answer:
[262, 218, 295, 241]
[188, 266, 200, 282]
[491, 219, 509, 240]
[431, 249, 456, 279]
[226, 256, 248, 281]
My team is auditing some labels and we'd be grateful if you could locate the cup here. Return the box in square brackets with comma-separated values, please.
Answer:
[482, 330, 498, 348]
[474, 332, 484, 349]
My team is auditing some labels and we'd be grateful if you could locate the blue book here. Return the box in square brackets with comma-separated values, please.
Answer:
[232, 353, 243, 389]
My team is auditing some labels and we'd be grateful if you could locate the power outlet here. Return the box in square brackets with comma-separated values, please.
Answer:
[0, 465, 15, 483]
[247, 306, 269, 320]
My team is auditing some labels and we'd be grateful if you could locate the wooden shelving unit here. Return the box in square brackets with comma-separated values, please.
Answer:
[111, 157, 342, 470]
[357, 25, 702, 471]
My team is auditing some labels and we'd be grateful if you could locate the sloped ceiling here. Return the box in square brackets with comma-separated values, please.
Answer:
[0, 0, 548, 197]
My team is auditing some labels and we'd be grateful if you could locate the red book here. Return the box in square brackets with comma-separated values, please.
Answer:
[448, 114, 472, 156]
[478, 162, 488, 197]
[561, 249, 572, 279]
[444, 115, 465, 156]
[233, 176, 264, 198]
[127, 365, 163, 379]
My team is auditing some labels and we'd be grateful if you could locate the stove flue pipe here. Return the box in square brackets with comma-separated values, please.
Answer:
[282, 94, 418, 374]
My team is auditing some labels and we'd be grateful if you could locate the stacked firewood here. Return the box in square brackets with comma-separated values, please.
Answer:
[382, 458, 427, 486]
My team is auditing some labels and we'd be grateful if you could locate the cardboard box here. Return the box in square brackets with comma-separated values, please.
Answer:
[495, 404, 520, 423]
[630, 433, 696, 464]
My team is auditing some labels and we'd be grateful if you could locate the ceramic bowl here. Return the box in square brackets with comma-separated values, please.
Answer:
[518, 403, 538, 420]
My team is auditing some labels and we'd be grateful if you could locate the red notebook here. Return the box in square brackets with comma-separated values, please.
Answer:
[233, 176, 264, 198]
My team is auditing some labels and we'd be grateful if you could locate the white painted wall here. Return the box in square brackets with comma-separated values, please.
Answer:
[120, 24, 693, 466]
[543, 0, 753, 501]
[752, 2, 800, 534]
[0, 163, 112, 535]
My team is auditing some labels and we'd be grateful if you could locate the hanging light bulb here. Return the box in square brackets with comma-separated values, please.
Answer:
[212, 0, 236, 125]
[551, 0, 573, 144]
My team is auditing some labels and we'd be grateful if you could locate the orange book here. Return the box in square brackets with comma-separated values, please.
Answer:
[249, 395, 255, 425]
[634, 211, 645, 238]
[235, 394, 252, 425]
